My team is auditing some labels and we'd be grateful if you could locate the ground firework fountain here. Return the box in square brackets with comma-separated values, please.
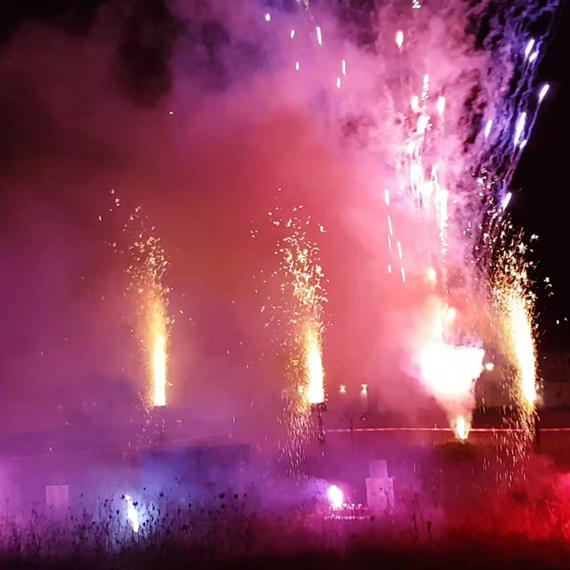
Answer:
[126, 208, 172, 409]
[264, 201, 328, 462]
[1, 0, 567, 566]
[492, 229, 538, 440]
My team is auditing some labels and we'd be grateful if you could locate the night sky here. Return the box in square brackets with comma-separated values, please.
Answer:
[511, 2, 570, 347]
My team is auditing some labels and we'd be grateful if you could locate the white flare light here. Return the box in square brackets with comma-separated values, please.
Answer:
[524, 38, 535, 59]
[395, 30, 404, 49]
[538, 83, 550, 103]
[513, 112, 526, 147]
[501, 191, 512, 210]
[316, 26, 322, 46]
[328, 485, 344, 509]
[124, 494, 140, 533]
[484, 119, 493, 138]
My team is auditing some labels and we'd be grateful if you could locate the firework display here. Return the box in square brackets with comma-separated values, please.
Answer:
[109, 0, 556, 450]
[246, 0, 555, 446]
[1, 0, 568, 564]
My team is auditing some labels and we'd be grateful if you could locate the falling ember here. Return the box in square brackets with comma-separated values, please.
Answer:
[436, 95, 446, 116]
[538, 83, 550, 103]
[415, 297, 484, 433]
[524, 38, 535, 59]
[410, 95, 420, 113]
[426, 267, 437, 284]
[395, 30, 404, 49]
[304, 323, 324, 404]
[528, 50, 539, 64]
[513, 112, 527, 147]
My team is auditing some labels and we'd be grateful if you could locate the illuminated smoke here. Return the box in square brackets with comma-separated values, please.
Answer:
[418, 342, 484, 404]
[417, 335, 484, 438]
[410, 290, 485, 438]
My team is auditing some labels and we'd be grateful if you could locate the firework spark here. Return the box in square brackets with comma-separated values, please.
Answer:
[275, 207, 327, 409]
[304, 322, 325, 405]
[126, 209, 171, 408]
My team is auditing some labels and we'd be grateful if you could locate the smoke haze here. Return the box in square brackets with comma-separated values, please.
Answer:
[0, 0, 555, 438]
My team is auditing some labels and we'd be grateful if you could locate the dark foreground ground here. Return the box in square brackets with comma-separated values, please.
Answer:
[1, 523, 570, 570]
[2, 451, 570, 569]
[3, 426, 570, 569]
[2, 541, 568, 570]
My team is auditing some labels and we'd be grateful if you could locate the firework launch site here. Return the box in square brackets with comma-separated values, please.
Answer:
[2, 0, 570, 567]
[3, 403, 570, 569]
